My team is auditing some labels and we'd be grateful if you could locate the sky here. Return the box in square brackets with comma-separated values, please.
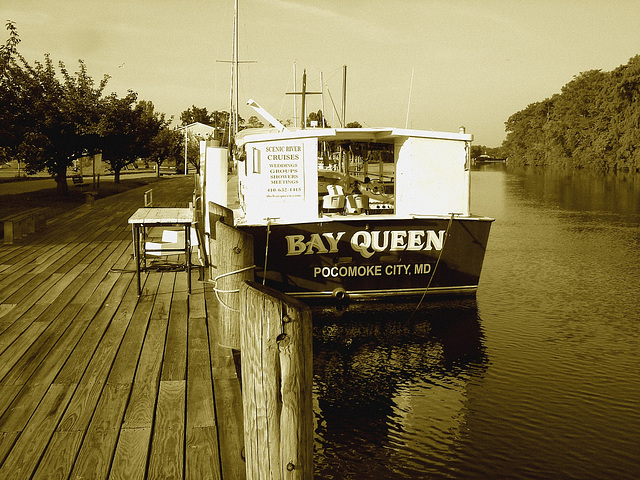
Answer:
[4, 0, 640, 146]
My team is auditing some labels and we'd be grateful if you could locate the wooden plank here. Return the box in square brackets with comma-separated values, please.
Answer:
[0, 275, 61, 339]
[0, 383, 75, 479]
[22, 251, 130, 387]
[0, 303, 83, 386]
[0, 303, 15, 319]
[0, 272, 38, 304]
[107, 273, 161, 385]
[30, 430, 84, 480]
[0, 386, 20, 422]
[205, 285, 246, 480]
[0, 238, 129, 385]
[213, 377, 246, 480]
[0, 320, 51, 384]
[0, 432, 18, 466]
[161, 271, 188, 381]
[52, 265, 135, 385]
[186, 426, 222, 480]
[56, 381, 108, 433]
[147, 380, 186, 479]
[0, 236, 131, 385]
[68, 383, 130, 480]
[186, 316, 215, 428]
[0, 385, 50, 435]
[110, 427, 152, 480]
[121, 272, 175, 429]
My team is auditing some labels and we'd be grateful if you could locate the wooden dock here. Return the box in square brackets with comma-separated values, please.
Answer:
[0, 176, 245, 479]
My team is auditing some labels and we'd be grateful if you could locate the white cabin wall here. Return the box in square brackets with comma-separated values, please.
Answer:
[395, 137, 470, 217]
[203, 142, 228, 235]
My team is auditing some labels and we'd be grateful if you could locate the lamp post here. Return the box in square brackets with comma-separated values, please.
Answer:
[184, 126, 188, 175]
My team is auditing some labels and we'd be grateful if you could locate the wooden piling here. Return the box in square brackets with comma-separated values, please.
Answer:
[240, 281, 313, 480]
[215, 221, 253, 350]
[207, 202, 234, 276]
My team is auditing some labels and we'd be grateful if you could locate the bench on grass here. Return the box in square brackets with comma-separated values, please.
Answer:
[2, 207, 51, 244]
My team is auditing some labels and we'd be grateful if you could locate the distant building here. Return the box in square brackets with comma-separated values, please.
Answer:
[180, 122, 218, 139]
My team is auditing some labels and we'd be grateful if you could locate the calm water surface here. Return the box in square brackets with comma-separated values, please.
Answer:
[312, 165, 640, 479]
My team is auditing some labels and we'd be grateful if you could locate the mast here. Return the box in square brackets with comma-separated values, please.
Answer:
[342, 65, 347, 128]
[218, 0, 254, 142]
[320, 71, 326, 127]
[293, 63, 297, 128]
[301, 69, 307, 129]
[233, 0, 239, 137]
[286, 69, 321, 130]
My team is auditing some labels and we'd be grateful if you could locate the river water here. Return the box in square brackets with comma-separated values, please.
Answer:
[311, 165, 640, 479]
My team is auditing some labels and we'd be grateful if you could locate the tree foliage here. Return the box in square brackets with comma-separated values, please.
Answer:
[147, 127, 183, 175]
[179, 105, 242, 147]
[1, 22, 175, 193]
[98, 95, 168, 182]
[502, 55, 640, 172]
[180, 105, 213, 125]
[306, 110, 330, 128]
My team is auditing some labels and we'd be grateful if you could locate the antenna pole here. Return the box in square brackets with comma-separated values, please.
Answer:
[233, 0, 239, 136]
[293, 63, 297, 127]
[406, 67, 414, 129]
[320, 71, 326, 127]
[341, 65, 347, 127]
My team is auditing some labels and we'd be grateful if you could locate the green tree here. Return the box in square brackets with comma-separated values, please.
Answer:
[246, 115, 264, 128]
[98, 96, 166, 182]
[502, 55, 640, 172]
[180, 105, 212, 125]
[307, 110, 330, 128]
[147, 127, 182, 176]
[0, 21, 29, 169]
[186, 132, 201, 174]
[1, 22, 109, 193]
[25, 56, 108, 194]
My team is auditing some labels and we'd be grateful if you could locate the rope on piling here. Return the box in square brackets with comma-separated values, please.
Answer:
[209, 265, 256, 311]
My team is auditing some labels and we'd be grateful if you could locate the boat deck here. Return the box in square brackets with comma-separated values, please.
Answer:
[0, 176, 245, 479]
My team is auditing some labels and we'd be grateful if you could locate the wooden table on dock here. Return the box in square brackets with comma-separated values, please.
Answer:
[128, 207, 194, 295]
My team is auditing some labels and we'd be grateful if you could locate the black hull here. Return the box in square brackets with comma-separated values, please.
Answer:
[239, 216, 493, 302]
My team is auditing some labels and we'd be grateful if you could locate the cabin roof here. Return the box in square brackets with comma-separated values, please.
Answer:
[235, 127, 473, 147]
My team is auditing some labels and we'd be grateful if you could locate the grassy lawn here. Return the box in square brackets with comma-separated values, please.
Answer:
[0, 176, 166, 232]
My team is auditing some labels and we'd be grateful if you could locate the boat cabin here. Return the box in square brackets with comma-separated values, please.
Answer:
[202, 127, 473, 227]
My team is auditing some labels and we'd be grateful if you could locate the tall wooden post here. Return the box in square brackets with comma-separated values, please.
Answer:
[207, 201, 234, 280]
[215, 222, 253, 349]
[240, 281, 313, 480]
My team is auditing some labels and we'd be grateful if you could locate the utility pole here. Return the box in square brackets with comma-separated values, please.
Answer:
[286, 69, 322, 129]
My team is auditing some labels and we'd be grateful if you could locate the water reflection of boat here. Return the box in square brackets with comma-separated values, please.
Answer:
[312, 299, 488, 477]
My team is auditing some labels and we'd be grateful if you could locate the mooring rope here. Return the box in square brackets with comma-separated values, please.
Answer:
[408, 212, 456, 320]
[263, 219, 274, 286]
[210, 265, 256, 311]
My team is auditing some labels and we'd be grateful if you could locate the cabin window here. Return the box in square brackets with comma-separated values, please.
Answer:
[252, 147, 261, 174]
